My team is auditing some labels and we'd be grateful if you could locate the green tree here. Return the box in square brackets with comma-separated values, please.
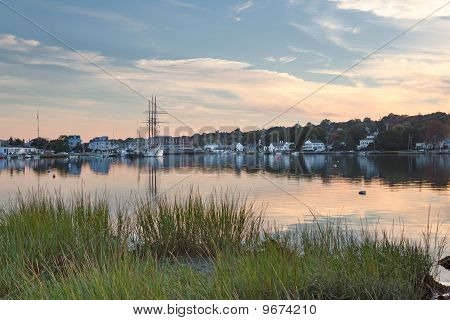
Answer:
[48, 136, 69, 153]
[376, 127, 406, 151]
[424, 120, 448, 147]
[30, 137, 50, 150]
[7, 137, 25, 147]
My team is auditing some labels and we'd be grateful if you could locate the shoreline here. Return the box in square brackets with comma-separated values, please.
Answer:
[1, 149, 448, 160]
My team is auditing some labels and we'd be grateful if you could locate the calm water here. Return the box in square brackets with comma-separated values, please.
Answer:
[1, 154, 449, 281]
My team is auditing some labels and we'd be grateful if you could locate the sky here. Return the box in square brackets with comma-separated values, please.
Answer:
[0, 0, 449, 140]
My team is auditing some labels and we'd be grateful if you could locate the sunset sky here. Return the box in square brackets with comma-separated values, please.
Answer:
[1, 0, 449, 141]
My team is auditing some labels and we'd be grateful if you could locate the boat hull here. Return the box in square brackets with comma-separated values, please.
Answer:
[144, 146, 164, 157]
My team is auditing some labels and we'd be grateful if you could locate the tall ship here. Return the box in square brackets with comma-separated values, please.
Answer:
[143, 96, 165, 157]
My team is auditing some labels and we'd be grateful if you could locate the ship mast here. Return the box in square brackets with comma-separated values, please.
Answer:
[147, 96, 153, 149]
[147, 96, 157, 149]
[143, 96, 167, 150]
[37, 110, 40, 138]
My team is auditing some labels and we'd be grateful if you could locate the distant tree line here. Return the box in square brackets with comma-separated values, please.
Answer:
[3, 136, 79, 153]
[189, 112, 449, 151]
[3, 112, 449, 152]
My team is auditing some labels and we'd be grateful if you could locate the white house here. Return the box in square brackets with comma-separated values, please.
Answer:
[0, 147, 38, 155]
[302, 140, 325, 152]
[268, 142, 295, 153]
[357, 132, 378, 150]
[89, 136, 114, 151]
[357, 138, 374, 150]
[235, 143, 244, 153]
[203, 143, 219, 152]
[415, 142, 433, 150]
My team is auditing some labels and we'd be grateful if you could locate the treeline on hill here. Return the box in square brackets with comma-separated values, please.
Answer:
[2, 112, 449, 152]
[191, 112, 449, 151]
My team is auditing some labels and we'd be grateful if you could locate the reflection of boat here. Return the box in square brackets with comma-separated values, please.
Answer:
[95, 152, 109, 158]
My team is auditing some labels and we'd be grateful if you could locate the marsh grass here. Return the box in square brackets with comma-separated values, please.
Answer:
[134, 190, 264, 257]
[0, 190, 125, 298]
[213, 222, 440, 299]
[0, 189, 445, 300]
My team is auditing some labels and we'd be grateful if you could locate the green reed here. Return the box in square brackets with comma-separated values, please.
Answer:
[0, 189, 445, 300]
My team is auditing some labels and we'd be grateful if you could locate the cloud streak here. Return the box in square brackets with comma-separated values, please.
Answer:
[166, 0, 208, 11]
[264, 56, 297, 64]
[58, 4, 149, 31]
[232, 0, 254, 21]
[331, 0, 450, 20]
[0, 34, 40, 52]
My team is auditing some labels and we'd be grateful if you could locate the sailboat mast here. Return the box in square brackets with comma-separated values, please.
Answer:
[37, 110, 40, 138]
[137, 120, 140, 153]
[148, 96, 153, 149]
[154, 96, 157, 139]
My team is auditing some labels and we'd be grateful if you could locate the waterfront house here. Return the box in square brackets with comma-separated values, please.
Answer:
[204, 143, 219, 152]
[68, 135, 82, 149]
[357, 134, 376, 151]
[268, 142, 295, 153]
[357, 132, 378, 150]
[357, 138, 374, 150]
[235, 143, 244, 153]
[0, 147, 39, 156]
[148, 136, 194, 153]
[415, 142, 433, 150]
[302, 140, 325, 152]
[89, 136, 114, 152]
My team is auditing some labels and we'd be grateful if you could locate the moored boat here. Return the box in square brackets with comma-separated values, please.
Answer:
[143, 96, 165, 158]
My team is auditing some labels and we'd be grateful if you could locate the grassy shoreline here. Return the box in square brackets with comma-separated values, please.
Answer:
[0, 190, 446, 300]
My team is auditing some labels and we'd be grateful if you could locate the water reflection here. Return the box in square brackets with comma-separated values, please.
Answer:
[1, 154, 447, 189]
[1, 154, 448, 282]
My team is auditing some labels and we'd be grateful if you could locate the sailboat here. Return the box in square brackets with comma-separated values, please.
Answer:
[143, 96, 165, 157]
